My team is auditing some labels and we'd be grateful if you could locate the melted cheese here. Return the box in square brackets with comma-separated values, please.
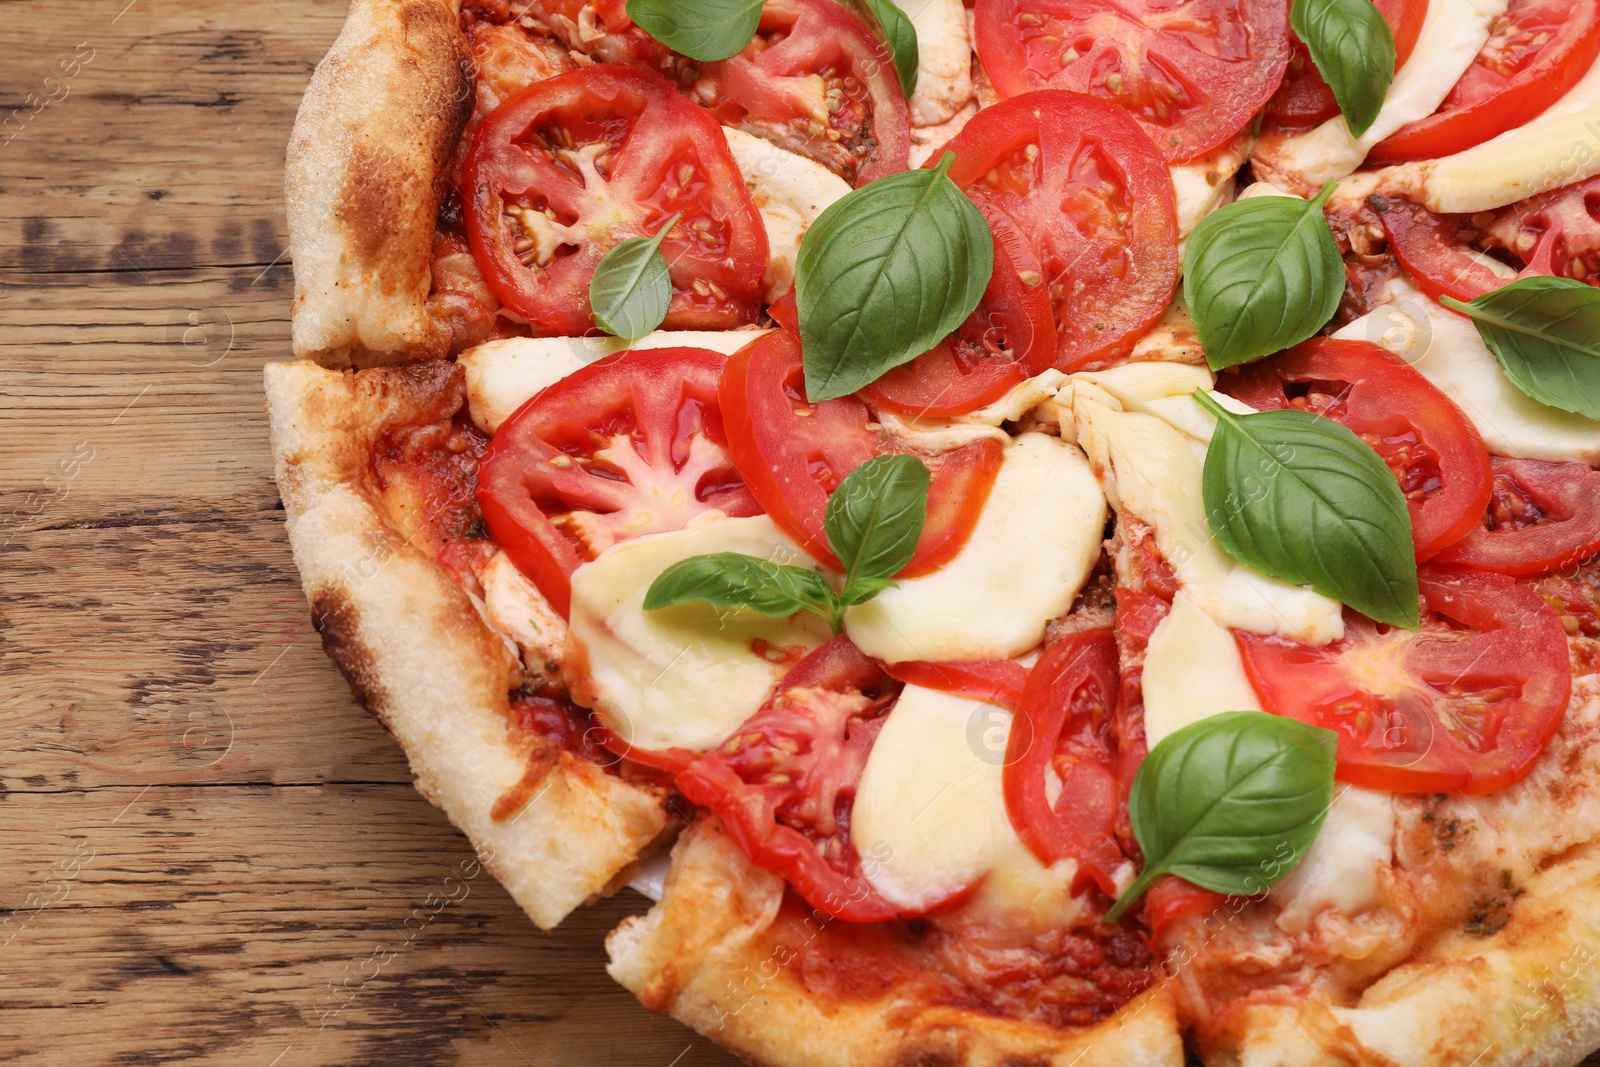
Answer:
[565, 515, 832, 753]
[724, 128, 851, 302]
[1141, 590, 1264, 748]
[481, 550, 567, 680]
[1255, 0, 1505, 189]
[1127, 296, 1206, 365]
[1334, 278, 1600, 463]
[1171, 133, 1252, 239]
[901, 0, 973, 128]
[844, 433, 1106, 663]
[459, 330, 770, 434]
[1067, 368, 1345, 645]
[1400, 48, 1600, 213]
[1271, 785, 1395, 932]
[874, 369, 1067, 452]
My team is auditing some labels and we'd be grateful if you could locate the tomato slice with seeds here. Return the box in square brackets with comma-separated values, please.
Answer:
[859, 202, 1058, 418]
[461, 64, 767, 335]
[1377, 180, 1600, 304]
[972, 0, 1292, 162]
[675, 636, 905, 922]
[1220, 338, 1492, 561]
[696, 0, 911, 186]
[1368, 0, 1600, 165]
[477, 348, 759, 618]
[936, 91, 1179, 372]
[1264, 0, 1428, 131]
[1002, 630, 1127, 897]
[1432, 458, 1600, 576]
[1239, 566, 1572, 795]
[718, 328, 1003, 575]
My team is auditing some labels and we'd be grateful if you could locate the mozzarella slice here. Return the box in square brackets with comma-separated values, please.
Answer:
[1171, 133, 1252, 239]
[565, 515, 832, 753]
[1334, 278, 1600, 462]
[1127, 296, 1207, 365]
[1254, 0, 1505, 190]
[852, 685, 1017, 911]
[899, 0, 973, 128]
[1399, 47, 1600, 213]
[844, 433, 1106, 663]
[1141, 591, 1264, 749]
[459, 330, 770, 434]
[482, 550, 568, 679]
[724, 128, 851, 302]
[909, 98, 977, 169]
[1271, 785, 1395, 932]
[1068, 372, 1345, 645]
[874, 369, 1067, 453]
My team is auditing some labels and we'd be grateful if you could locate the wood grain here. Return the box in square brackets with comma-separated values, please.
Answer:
[0, 1, 738, 1062]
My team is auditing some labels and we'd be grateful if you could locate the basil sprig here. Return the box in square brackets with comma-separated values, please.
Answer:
[1185, 182, 1343, 371]
[1105, 712, 1336, 923]
[1441, 277, 1600, 421]
[1291, 0, 1396, 138]
[859, 0, 918, 98]
[645, 455, 930, 631]
[624, 0, 762, 62]
[796, 153, 993, 401]
[589, 213, 681, 341]
[1196, 392, 1419, 629]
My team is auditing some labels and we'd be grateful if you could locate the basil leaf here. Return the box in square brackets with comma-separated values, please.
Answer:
[860, 0, 918, 97]
[644, 552, 839, 623]
[824, 454, 930, 587]
[839, 575, 897, 608]
[589, 213, 681, 341]
[1441, 278, 1600, 421]
[1291, 0, 1395, 138]
[624, 0, 762, 62]
[1197, 392, 1419, 629]
[1105, 711, 1336, 922]
[796, 153, 993, 401]
[1185, 182, 1343, 371]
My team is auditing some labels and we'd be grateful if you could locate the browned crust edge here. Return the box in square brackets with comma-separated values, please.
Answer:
[285, 0, 472, 368]
[263, 358, 666, 929]
[605, 817, 1187, 1067]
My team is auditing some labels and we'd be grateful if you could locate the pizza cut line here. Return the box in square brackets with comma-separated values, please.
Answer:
[268, 0, 1600, 1064]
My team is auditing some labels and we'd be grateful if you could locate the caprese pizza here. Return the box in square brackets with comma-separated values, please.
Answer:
[270, 0, 1600, 1063]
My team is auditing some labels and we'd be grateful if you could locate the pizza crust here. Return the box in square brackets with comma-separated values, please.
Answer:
[285, 0, 472, 368]
[264, 359, 667, 929]
[606, 817, 1187, 1067]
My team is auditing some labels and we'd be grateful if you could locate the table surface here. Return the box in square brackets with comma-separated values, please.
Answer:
[0, 1, 740, 1062]
[6, 3, 1600, 1066]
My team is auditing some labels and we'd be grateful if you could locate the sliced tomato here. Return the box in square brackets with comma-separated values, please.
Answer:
[1239, 566, 1572, 794]
[859, 203, 1057, 418]
[675, 636, 905, 921]
[1433, 458, 1600, 576]
[1110, 587, 1169, 844]
[1265, 0, 1428, 131]
[1368, 0, 1600, 164]
[1378, 179, 1600, 303]
[719, 328, 1003, 574]
[461, 64, 767, 335]
[883, 659, 1031, 710]
[1002, 630, 1127, 897]
[1143, 877, 1227, 938]
[972, 0, 1291, 162]
[477, 347, 759, 617]
[1220, 338, 1492, 561]
[697, 0, 910, 186]
[937, 91, 1179, 371]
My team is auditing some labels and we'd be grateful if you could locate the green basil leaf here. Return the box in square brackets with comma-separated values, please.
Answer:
[859, 0, 918, 98]
[797, 153, 993, 401]
[839, 575, 898, 608]
[1185, 182, 1343, 371]
[589, 213, 681, 341]
[1105, 711, 1336, 922]
[1291, 0, 1395, 138]
[624, 0, 762, 62]
[1440, 277, 1600, 421]
[1196, 391, 1419, 629]
[643, 552, 839, 624]
[824, 454, 931, 588]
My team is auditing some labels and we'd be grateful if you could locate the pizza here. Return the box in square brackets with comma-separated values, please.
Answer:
[267, 0, 1600, 1063]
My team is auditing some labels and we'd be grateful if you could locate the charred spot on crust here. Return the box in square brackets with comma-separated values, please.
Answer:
[309, 586, 393, 734]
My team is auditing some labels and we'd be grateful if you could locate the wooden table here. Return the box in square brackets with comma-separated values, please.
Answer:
[0, 2, 739, 1062]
